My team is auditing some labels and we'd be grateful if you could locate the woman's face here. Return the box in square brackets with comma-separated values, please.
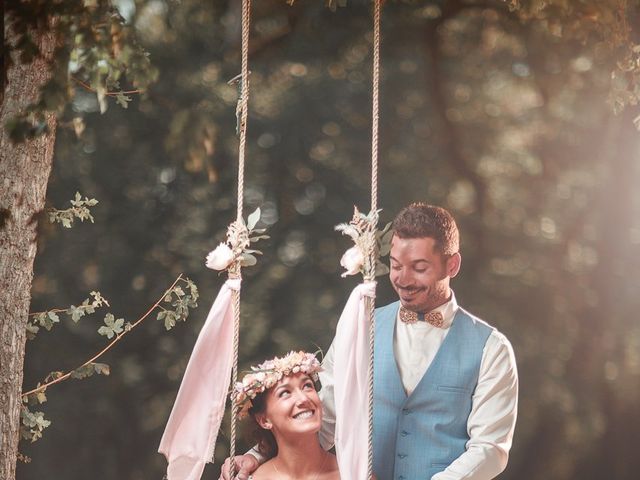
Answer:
[257, 372, 322, 438]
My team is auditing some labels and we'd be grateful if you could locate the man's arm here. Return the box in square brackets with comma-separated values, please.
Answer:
[432, 331, 518, 480]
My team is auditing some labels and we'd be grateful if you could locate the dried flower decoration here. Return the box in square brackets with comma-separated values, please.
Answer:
[335, 207, 392, 280]
[205, 207, 269, 276]
[233, 351, 322, 418]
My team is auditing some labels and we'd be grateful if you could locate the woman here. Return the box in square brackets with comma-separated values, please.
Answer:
[225, 351, 340, 480]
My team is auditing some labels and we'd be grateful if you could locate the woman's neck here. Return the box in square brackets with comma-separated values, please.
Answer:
[272, 433, 328, 479]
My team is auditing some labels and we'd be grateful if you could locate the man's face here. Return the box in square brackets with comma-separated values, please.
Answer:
[389, 236, 460, 313]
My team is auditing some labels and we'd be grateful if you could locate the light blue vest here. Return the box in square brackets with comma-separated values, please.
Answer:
[373, 301, 493, 480]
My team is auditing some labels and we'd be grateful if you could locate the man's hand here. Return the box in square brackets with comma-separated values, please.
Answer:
[219, 454, 259, 480]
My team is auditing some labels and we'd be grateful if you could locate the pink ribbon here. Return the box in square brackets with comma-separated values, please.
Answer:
[334, 281, 376, 480]
[159, 278, 241, 480]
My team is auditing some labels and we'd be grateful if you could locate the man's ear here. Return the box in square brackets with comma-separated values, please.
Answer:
[255, 414, 272, 430]
[446, 252, 461, 278]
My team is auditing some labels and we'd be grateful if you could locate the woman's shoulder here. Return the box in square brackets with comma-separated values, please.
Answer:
[247, 460, 273, 480]
[319, 453, 340, 479]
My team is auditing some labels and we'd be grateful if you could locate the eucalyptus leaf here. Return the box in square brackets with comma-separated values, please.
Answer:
[247, 207, 261, 230]
[239, 253, 257, 267]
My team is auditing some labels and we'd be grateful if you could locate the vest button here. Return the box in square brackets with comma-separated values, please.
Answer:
[402, 408, 411, 415]
[397, 453, 407, 459]
[399, 476, 405, 480]
[400, 430, 409, 437]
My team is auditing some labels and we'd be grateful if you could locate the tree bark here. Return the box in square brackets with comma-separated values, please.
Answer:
[0, 25, 57, 480]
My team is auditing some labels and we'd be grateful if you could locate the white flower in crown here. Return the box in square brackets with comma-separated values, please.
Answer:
[340, 245, 365, 277]
[206, 243, 234, 270]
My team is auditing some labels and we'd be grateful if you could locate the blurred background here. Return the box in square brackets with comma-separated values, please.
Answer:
[18, 0, 640, 479]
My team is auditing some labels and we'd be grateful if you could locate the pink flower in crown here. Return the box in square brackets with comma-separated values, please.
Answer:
[233, 351, 323, 419]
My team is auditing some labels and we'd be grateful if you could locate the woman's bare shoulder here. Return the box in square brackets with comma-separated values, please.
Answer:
[319, 453, 340, 479]
[248, 459, 274, 480]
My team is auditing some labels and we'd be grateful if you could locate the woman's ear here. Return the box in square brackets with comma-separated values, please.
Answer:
[255, 414, 272, 430]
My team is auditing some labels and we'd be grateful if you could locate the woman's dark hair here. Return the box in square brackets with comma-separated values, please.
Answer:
[247, 391, 278, 458]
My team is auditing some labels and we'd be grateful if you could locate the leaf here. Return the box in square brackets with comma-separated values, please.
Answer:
[93, 363, 110, 376]
[173, 286, 185, 296]
[98, 313, 125, 339]
[25, 391, 47, 406]
[34, 312, 47, 327]
[186, 278, 199, 302]
[44, 371, 64, 383]
[163, 311, 177, 330]
[249, 235, 270, 242]
[26, 323, 39, 340]
[70, 364, 95, 379]
[247, 207, 261, 230]
[115, 92, 131, 109]
[239, 253, 257, 267]
[68, 305, 85, 322]
[47, 311, 60, 324]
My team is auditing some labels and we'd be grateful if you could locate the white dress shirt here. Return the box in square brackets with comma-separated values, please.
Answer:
[318, 292, 518, 480]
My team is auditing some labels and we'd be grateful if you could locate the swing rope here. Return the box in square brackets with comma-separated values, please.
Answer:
[367, 1, 382, 478]
[229, 0, 252, 476]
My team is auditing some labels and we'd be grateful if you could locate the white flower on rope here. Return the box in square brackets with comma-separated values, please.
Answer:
[205, 207, 269, 275]
[335, 206, 392, 280]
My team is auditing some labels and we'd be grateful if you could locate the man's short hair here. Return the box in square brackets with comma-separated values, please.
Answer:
[392, 203, 460, 255]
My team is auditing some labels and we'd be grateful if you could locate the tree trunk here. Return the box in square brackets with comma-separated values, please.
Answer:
[0, 25, 58, 480]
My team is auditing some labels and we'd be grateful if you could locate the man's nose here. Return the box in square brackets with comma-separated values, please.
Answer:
[395, 268, 412, 286]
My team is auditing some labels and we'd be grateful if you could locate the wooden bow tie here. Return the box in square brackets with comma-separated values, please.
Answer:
[399, 306, 445, 328]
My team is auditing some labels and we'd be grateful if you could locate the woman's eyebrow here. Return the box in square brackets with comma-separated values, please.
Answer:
[273, 382, 291, 394]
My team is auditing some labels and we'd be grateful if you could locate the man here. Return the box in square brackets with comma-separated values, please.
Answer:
[222, 203, 518, 480]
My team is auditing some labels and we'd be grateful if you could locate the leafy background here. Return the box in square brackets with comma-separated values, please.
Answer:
[18, 0, 640, 479]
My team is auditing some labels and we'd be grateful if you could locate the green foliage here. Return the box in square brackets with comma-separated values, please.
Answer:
[70, 362, 111, 379]
[4, 0, 158, 142]
[507, 0, 640, 124]
[27, 291, 109, 339]
[157, 278, 199, 330]
[97, 313, 125, 339]
[375, 222, 393, 277]
[241, 208, 270, 268]
[47, 192, 99, 228]
[19, 408, 51, 444]
[22, 275, 198, 448]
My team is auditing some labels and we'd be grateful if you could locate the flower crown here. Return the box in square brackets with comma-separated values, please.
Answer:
[232, 351, 322, 419]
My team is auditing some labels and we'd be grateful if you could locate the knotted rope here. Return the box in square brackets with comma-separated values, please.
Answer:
[367, 1, 382, 479]
[229, 0, 252, 477]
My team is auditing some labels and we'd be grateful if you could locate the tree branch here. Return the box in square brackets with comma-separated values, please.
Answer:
[22, 274, 183, 397]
